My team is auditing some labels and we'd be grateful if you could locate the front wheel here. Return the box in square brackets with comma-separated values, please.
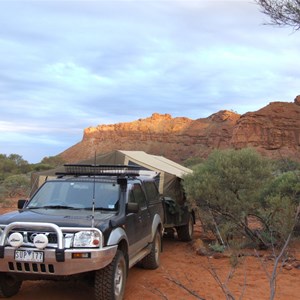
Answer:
[141, 229, 162, 269]
[94, 250, 127, 300]
[0, 273, 22, 297]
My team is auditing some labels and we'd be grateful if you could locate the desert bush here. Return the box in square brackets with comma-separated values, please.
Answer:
[209, 241, 225, 253]
[40, 155, 65, 167]
[2, 174, 30, 198]
[0, 154, 32, 182]
[273, 158, 300, 173]
[183, 148, 300, 249]
[33, 156, 66, 172]
[0, 185, 6, 200]
[183, 156, 204, 168]
[0, 153, 65, 200]
[258, 170, 300, 244]
[0, 153, 63, 181]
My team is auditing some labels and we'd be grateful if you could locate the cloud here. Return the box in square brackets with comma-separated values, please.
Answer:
[0, 0, 299, 162]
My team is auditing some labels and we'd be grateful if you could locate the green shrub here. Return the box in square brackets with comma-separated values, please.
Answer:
[209, 241, 225, 253]
[183, 148, 300, 249]
[2, 174, 30, 198]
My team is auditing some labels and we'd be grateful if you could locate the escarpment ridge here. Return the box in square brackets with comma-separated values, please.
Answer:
[60, 97, 300, 163]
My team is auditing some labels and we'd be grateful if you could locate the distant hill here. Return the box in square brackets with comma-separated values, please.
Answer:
[60, 96, 300, 163]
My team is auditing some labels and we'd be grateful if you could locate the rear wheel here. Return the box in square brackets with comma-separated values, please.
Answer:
[94, 250, 127, 300]
[176, 213, 194, 241]
[0, 273, 22, 297]
[141, 229, 161, 269]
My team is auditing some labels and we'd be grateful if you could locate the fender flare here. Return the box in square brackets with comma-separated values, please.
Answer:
[151, 214, 163, 240]
[107, 227, 128, 246]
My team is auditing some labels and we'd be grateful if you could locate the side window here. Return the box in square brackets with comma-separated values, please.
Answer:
[128, 190, 135, 204]
[129, 184, 147, 209]
[144, 182, 160, 204]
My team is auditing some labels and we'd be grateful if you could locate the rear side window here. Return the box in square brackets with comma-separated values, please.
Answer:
[129, 184, 147, 209]
[143, 181, 160, 204]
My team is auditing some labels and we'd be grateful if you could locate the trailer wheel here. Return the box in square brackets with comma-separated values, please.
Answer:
[176, 213, 194, 241]
[94, 250, 127, 300]
[0, 273, 22, 297]
[141, 229, 161, 269]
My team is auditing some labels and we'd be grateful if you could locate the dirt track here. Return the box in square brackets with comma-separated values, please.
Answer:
[7, 224, 300, 300]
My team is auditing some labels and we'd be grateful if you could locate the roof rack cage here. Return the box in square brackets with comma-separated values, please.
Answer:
[56, 164, 141, 177]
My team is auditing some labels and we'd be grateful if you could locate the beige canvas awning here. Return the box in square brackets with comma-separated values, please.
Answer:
[31, 150, 192, 203]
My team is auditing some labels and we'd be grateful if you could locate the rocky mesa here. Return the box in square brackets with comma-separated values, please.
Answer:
[60, 97, 300, 163]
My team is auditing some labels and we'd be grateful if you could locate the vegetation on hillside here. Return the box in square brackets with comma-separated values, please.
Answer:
[0, 154, 65, 203]
[183, 148, 300, 250]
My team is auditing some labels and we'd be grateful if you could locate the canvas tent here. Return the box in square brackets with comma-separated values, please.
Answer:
[31, 150, 193, 203]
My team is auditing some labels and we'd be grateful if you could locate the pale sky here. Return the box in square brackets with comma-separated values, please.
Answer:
[0, 0, 299, 163]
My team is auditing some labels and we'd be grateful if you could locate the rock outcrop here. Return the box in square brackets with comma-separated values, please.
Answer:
[231, 101, 300, 160]
[294, 95, 300, 106]
[60, 100, 300, 163]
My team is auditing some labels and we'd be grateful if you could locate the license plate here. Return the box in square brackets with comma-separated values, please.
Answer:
[15, 250, 44, 262]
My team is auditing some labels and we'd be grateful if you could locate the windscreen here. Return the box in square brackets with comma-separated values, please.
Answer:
[27, 180, 120, 210]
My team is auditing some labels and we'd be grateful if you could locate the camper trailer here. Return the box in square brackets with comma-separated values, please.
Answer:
[32, 150, 195, 241]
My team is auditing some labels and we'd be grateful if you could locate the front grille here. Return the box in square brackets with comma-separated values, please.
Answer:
[8, 261, 55, 274]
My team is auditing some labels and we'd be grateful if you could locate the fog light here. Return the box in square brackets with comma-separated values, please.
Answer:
[8, 232, 23, 248]
[33, 234, 49, 249]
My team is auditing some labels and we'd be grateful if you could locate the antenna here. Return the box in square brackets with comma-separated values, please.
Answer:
[91, 151, 97, 228]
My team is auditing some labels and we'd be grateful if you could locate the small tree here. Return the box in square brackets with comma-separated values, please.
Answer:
[184, 149, 300, 299]
[183, 148, 273, 248]
[8, 154, 31, 173]
[40, 155, 65, 167]
[256, 0, 300, 30]
[2, 174, 30, 198]
[273, 158, 300, 173]
[33, 156, 65, 172]
[259, 170, 300, 244]
[0, 153, 32, 181]
[183, 156, 204, 168]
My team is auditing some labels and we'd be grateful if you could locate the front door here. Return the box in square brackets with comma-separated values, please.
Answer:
[125, 183, 151, 257]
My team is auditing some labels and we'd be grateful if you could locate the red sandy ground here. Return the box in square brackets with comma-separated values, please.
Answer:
[1, 206, 300, 300]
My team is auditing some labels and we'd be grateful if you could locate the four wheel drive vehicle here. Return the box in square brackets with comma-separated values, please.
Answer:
[0, 165, 164, 300]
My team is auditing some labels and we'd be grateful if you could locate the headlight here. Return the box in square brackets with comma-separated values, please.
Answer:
[73, 231, 101, 248]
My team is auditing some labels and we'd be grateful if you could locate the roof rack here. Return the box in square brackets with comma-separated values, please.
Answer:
[56, 164, 141, 177]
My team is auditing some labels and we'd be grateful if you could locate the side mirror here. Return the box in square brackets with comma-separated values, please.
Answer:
[18, 199, 27, 209]
[126, 202, 139, 214]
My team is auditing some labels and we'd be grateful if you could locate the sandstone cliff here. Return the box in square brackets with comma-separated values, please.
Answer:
[231, 100, 300, 160]
[60, 98, 300, 163]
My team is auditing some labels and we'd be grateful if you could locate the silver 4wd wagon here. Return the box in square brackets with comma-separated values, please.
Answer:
[0, 164, 164, 300]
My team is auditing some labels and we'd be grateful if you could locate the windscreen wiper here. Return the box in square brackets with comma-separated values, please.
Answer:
[83, 207, 116, 211]
[28, 205, 82, 210]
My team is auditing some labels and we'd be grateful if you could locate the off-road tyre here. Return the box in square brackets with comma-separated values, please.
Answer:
[0, 273, 22, 297]
[176, 213, 194, 241]
[141, 229, 161, 269]
[94, 250, 127, 300]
